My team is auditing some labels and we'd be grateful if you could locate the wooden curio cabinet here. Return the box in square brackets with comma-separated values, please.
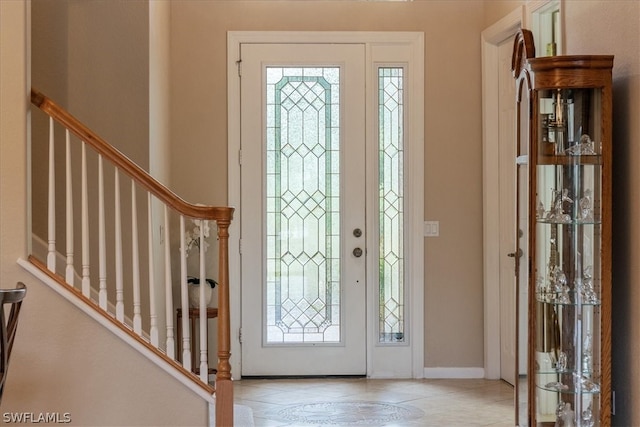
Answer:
[512, 29, 613, 426]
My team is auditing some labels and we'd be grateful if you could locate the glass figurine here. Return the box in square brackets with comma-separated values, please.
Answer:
[579, 189, 594, 221]
[566, 134, 597, 156]
[547, 188, 573, 223]
[582, 403, 595, 427]
[556, 351, 567, 372]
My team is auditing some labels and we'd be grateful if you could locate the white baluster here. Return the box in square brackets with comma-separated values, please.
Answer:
[64, 130, 74, 285]
[114, 169, 124, 322]
[148, 193, 159, 347]
[180, 216, 191, 371]
[164, 205, 175, 359]
[98, 155, 107, 309]
[47, 116, 56, 271]
[199, 219, 208, 382]
[131, 182, 142, 334]
[81, 143, 90, 297]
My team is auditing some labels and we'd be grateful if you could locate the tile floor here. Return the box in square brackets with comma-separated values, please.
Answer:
[234, 377, 515, 426]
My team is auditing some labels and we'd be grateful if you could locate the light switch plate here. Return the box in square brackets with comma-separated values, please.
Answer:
[424, 221, 439, 237]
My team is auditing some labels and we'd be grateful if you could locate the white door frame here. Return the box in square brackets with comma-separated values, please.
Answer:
[227, 31, 424, 378]
[482, 0, 562, 380]
[481, 6, 524, 380]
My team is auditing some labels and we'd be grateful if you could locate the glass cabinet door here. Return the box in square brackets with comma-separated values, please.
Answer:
[533, 87, 603, 426]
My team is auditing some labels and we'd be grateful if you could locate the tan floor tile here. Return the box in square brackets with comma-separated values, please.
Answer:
[235, 377, 515, 426]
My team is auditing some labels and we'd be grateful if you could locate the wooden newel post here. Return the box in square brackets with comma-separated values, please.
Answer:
[215, 208, 234, 427]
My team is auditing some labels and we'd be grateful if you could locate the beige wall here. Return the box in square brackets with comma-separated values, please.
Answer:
[30, 0, 68, 242]
[563, 1, 640, 424]
[483, 0, 522, 27]
[66, 1, 150, 166]
[170, 0, 487, 370]
[31, 0, 158, 337]
[3, 281, 208, 427]
[1, 2, 207, 426]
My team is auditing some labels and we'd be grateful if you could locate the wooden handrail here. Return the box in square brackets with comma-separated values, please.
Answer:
[31, 87, 235, 425]
[30, 88, 233, 222]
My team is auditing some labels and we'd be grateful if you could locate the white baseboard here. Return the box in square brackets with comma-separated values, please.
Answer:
[423, 367, 485, 379]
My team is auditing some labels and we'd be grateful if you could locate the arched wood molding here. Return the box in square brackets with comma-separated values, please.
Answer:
[511, 29, 535, 79]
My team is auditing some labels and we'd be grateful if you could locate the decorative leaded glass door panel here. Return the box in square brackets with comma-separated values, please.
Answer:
[240, 44, 367, 375]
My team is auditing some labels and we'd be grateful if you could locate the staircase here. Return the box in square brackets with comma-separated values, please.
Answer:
[26, 89, 234, 426]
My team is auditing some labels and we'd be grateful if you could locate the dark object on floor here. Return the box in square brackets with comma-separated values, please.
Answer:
[0, 282, 27, 404]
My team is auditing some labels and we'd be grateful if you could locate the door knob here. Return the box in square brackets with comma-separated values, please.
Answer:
[353, 228, 363, 238]
[353, 247, 363, 258]
[507, 249, 523, 258]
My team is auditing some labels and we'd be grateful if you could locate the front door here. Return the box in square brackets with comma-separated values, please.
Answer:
[240, 43, 367, 375]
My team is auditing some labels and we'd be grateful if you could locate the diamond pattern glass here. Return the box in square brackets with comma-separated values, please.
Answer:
[266, 67, 340, 344]
[378, 68, 405, 343]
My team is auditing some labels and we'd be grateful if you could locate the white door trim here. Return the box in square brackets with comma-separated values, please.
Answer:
[228, 31, 424, 378]
[481, 6, 524, 380]
[482, 0, 563, 382]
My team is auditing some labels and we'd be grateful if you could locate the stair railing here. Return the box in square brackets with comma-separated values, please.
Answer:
[29, 88, 234, 426]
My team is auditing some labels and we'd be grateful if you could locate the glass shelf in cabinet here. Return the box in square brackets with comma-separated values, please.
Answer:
[536, 381, 601, 395]
[536, 218, 601, 225]
[536, 369, 597, 377]
[535, 291, 601, 306]
[537, 154, 602, 166]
